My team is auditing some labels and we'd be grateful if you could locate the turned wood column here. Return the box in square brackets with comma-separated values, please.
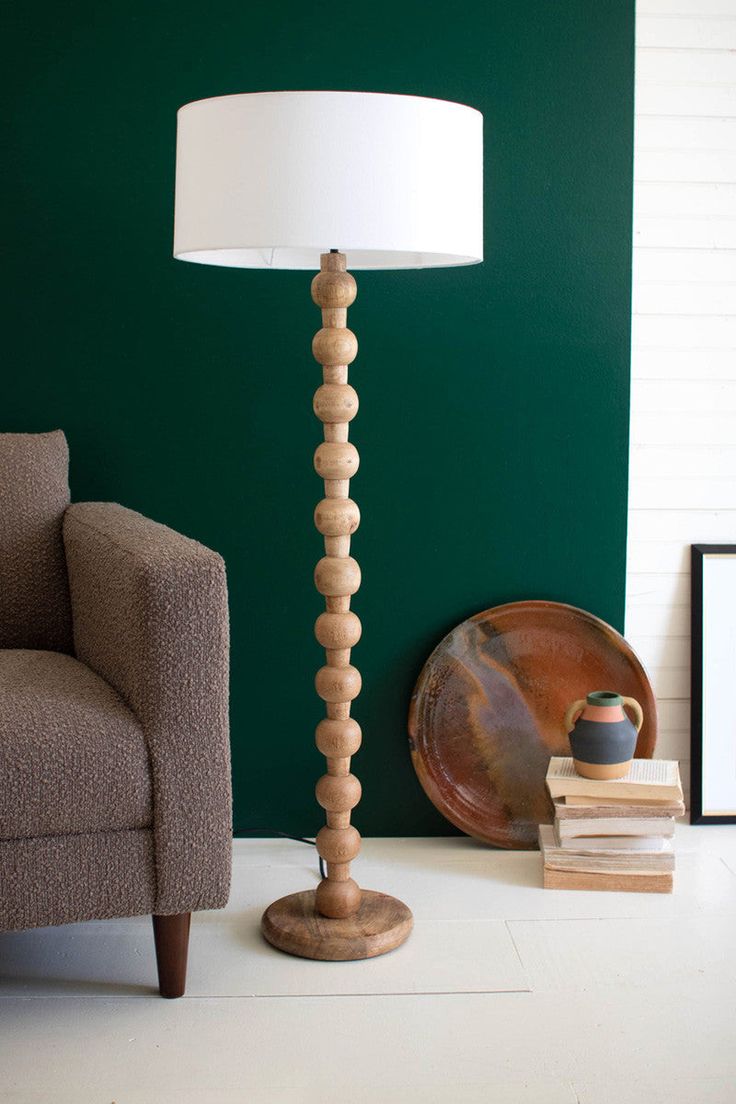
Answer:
[311, 251, 363, 919]
[260, 249, 413, 959]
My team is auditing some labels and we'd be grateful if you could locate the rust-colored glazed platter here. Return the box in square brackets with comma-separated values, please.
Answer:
[408, 600, 656, 849]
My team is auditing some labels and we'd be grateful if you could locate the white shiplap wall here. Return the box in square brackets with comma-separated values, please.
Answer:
[627, 0, 736, 802]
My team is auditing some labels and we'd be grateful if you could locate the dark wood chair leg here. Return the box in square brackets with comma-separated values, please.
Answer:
[152, 912, 191, 998]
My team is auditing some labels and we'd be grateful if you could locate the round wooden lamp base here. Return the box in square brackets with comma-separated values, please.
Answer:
[261, 890, 413, 961]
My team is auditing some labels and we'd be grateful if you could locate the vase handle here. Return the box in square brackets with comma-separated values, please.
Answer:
[564, 699, 586, 734]
[622, 696, 644, 732]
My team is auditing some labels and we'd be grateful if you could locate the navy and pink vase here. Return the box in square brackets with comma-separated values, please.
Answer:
[563, 690, 644, 780]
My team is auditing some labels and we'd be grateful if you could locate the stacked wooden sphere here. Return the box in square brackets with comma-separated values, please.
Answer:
[311, 252, 364, 920]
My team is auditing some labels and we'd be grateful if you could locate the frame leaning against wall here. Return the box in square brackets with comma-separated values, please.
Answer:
[691, 544, 736, 825]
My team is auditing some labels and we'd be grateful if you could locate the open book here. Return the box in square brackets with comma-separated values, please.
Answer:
[546, 757, 683, 803]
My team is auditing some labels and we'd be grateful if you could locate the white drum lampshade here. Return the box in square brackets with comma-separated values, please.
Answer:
[174, 91, 483, 270]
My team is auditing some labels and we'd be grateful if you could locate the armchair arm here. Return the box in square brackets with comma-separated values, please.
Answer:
[63, 502, 231, 914]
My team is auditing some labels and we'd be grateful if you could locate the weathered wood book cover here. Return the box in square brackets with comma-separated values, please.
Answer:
[543, 867, 674, 894]
[556, 796, 685, 817]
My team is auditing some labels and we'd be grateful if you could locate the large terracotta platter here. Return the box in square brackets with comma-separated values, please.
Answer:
[408, 601, 657, 849]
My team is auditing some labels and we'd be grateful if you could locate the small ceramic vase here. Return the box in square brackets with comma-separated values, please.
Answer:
[563, 690, 644, 780]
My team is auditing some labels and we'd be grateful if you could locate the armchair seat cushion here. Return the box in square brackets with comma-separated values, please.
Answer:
[0, 650, 152, 842]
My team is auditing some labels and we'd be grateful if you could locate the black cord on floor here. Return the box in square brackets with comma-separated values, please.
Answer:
[234, 827, 325, 879]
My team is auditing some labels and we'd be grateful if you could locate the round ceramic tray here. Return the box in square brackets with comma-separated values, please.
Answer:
[408, 600, 656, 849]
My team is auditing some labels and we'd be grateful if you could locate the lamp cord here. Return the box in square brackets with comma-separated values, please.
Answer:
[234, 827, 325, 879]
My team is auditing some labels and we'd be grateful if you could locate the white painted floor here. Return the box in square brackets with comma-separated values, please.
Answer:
[2, 826, 736, 1103]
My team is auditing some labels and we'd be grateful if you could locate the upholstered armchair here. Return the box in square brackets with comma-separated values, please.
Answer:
[0, 431, 231, 997]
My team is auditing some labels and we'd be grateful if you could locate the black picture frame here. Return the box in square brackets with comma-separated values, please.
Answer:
[691, 544, 736, 825]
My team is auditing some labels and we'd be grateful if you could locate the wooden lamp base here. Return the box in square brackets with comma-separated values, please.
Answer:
[261, 889, 413, 961]
[260, 251, 412, 961]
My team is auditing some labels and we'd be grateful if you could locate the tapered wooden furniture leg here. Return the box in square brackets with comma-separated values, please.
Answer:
[261, 252, 413, 960]
[152, 912, 191, 998]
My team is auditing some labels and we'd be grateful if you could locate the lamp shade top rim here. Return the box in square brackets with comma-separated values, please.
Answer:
[177, 89, 484, 119]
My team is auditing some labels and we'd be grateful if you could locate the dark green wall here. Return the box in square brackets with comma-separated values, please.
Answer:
[2, 1, 634, 836]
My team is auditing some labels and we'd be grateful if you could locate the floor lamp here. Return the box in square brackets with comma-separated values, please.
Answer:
[174, 91, 483, 960]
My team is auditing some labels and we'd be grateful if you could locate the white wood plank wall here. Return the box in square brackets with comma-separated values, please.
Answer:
[627, 0, 736, 803]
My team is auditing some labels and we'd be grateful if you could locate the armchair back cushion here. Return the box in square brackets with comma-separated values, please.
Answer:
[0, 431, 72, 652]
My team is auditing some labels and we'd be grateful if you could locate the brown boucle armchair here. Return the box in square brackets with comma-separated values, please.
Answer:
[0, 430, 231, 997]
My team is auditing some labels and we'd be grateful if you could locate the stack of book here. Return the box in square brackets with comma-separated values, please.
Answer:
[539, 757, 684, 893]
